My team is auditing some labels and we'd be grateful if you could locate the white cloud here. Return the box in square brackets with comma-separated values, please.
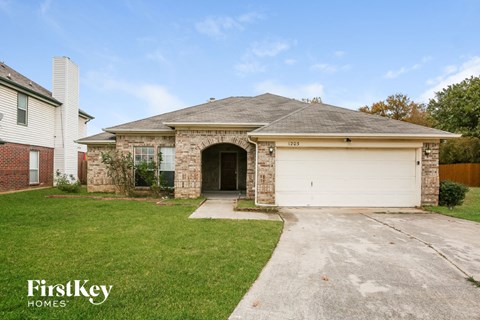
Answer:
[384, 56, 431, 79]
[195, 12, 262, 39]
[251, 40, 290, 57]
[384, 67, 408, 79]
[255, 80, 324, 100]
[419, 56, 480, 102]
[84, 70, 184, 115]
[311, 63, 350, 73]
[284, 59, 297, 65]
[237, 12, 263, 23]
[235, 39, 291, 76]
[334, 50, 346, 58]
[443, 65, 458, 74]
[136, 84, 184, 114]
[40, 0, 52, 15]
[146, 49, 168, 65]
[234, 61, 265, 76]
[0, 0, 11, 13]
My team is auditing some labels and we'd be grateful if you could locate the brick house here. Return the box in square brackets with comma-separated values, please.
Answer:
[78, 94, 458, 207]
[0, 57, 93, 192]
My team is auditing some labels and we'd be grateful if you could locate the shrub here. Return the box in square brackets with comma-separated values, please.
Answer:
[101, 151, 135, 196]
[55, 171, 81, 193]
[438, 180, 469, 209]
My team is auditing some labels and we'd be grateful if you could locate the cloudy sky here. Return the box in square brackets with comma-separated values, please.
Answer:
[1, 0, 479, 135]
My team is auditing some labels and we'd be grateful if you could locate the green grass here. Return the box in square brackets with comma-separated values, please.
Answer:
[428, 187, 480, 222]
[235, 199, 279, 213]
[236, 199, 256, 209]
[0, 188, 282, 319]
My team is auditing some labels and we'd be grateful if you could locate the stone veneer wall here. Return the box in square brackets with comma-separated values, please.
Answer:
[421, 142, 440, 206]
[115, 135, 175, 154]
[256, 141, 276, 205]
[86, 145, 116, 192]
[174, 130, 255, 199]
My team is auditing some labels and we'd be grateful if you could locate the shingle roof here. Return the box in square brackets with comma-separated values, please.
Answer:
[104, 93, 306, 131]
[77, 132, 116, 144]
[0, 61, 60, 104]
[251, 102, 457, 137]
[81, 92, 457, 143]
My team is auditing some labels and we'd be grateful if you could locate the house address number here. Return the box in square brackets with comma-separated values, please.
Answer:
[288, 141, 300, 146]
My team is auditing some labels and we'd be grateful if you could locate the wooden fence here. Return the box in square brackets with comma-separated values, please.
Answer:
[439, 163, 480, 187]
[78, 152, 88, 185]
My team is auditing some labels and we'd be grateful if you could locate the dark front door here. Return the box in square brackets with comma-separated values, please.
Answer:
[221, 152, 237, 190]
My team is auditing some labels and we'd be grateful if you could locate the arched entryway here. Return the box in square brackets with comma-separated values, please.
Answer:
[201, 143, 247, 192]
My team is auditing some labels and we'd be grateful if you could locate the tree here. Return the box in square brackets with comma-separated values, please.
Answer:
[359, 93, 430, 126]
[439, 137, 480, 164]
[427, 76, 480, 137]
[301, 97, 322, 104]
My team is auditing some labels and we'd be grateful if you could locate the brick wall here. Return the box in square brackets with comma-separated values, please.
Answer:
[174, 130, 255, 199]
[0, 142, 54, 192]
[116, 135, 175, 154]
[256, 141, 276, 205]
[421, 142, 440, 206]
[86, 145, 116, 193]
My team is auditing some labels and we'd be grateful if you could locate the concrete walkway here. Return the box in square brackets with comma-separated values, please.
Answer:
[230, 208, 480, 320]
[189, 199, 281, 221]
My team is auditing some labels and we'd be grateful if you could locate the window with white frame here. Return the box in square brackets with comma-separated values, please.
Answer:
[134, 146, 155, 187]
[159, 147, 175, 188]
[17, 93, 28, 125]
[29, 150, 39, 184]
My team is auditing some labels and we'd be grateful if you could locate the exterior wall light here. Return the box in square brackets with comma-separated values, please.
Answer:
[269, 146, 274, 155]
[424, 147, 432, 155]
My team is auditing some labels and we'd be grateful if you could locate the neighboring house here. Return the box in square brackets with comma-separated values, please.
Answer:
[78, 93, 459, 207]
[0, 57, 94, 192]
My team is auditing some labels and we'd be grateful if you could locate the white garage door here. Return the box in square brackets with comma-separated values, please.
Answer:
[275, 148, 420, 207]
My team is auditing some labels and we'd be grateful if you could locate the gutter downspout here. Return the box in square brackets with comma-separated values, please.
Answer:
[248, 136, 276, 207]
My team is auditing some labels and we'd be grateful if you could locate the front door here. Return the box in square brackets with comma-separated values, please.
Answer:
[220, 152, 237, 190]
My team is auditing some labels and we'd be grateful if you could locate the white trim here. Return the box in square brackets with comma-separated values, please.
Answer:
[29, 150, 39, 185]
[75, 140, 117, 145]
[415, 148, 422, 206]
[219, 151, 238, 190]
[248, 132, 461, 139]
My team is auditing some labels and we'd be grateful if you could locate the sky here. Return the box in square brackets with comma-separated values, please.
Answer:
[1, 0, 479, 136]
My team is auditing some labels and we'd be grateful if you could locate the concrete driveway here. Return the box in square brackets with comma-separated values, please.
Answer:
[230, 208, 480, 320]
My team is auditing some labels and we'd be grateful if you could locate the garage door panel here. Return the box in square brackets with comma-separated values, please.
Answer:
[277, 161, 416, 178]
[309, 178, 416, 192]
[277, 148, 416, 161]
[275, 148, 420, 207]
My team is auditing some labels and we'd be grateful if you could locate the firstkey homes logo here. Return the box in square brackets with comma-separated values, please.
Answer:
[27, 280, 113, 307]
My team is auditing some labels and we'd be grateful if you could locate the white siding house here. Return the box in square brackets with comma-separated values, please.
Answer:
[0, 56, 94, 191]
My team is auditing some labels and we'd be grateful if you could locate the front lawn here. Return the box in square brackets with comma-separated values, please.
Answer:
[0, 188, 282, 319]
[428, 187, 480, 222]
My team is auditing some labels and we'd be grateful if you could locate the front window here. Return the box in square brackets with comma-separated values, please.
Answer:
[17, 93, 28, 125]
[134, 146, 155, 187]
[159, 147, 175, 188]
[29, 150, 39, 184]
